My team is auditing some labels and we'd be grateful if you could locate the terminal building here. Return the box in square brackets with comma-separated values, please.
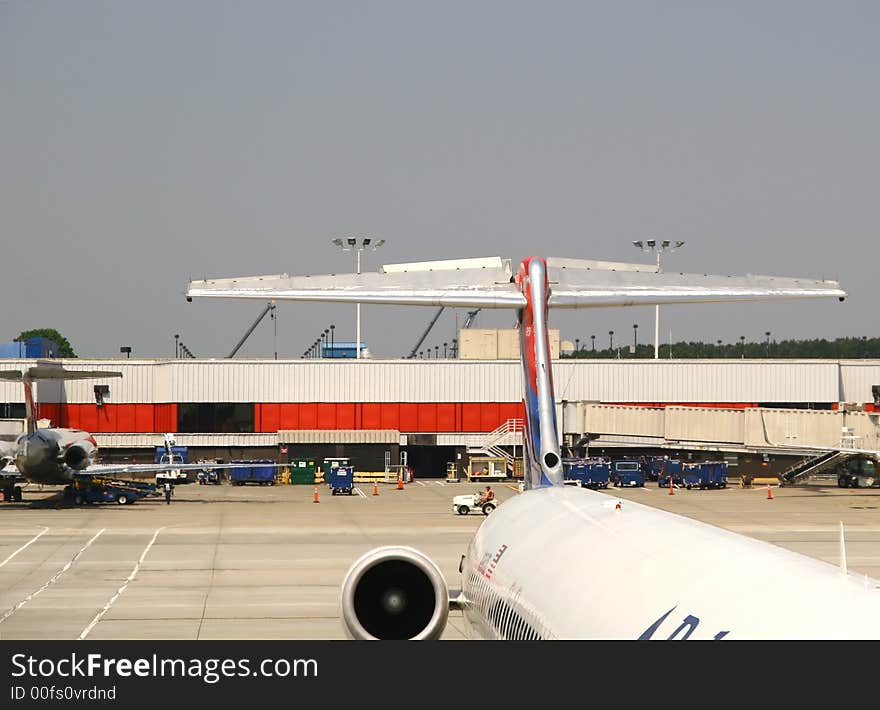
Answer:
[1, 346, 879, 479]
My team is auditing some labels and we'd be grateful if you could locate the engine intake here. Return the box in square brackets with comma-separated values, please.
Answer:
[64, 440, 97, 470]
[340, 546, 449, 640]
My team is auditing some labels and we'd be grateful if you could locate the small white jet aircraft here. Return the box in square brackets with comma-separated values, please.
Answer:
[0, 362, 275, 502]
[188, 255, 880, 639]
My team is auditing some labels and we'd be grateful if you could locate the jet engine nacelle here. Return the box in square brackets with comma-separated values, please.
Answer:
[64, 439, 97, 470]
[340, 546, 449, 640]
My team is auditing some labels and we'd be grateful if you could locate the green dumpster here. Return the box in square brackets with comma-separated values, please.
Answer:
[289, 458, 317, 485]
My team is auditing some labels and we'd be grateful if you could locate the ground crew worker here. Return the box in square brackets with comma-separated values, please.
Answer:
[480, 485, 494, 504]
[164, 481, 172, 504]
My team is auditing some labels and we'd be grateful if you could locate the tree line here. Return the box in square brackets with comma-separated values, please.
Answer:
[564, 336, 880, 359]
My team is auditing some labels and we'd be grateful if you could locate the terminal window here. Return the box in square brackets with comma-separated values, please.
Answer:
[0, 403, 25, 419]
[177, 403, 255, 433]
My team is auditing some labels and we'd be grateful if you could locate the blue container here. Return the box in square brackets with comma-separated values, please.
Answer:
[564, 458, 610, 489]
[657, 459, 684, 487]
[696, 461, 728, 489]
[612, 459, 645, 487]
[328, 465, 354, 495]
[680, 463, 702, 488]
[229, 459, 276, 486]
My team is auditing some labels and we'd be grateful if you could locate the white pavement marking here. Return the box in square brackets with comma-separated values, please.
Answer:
[0, 528, 105, 625]
[0, 527, 49, 568]
[416, 481, 427, 487]
[79, 527, 164, 639]
[354, 487, 366, 498]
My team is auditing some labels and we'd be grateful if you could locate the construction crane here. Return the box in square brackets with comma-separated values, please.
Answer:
[463, 309, 481, 329]
[407, 307, 444, 359]
[406, 307, 482, 359]
[228, 301, 276, 358]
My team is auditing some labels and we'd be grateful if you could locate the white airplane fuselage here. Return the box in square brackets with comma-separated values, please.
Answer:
[461, 485, 880, 639]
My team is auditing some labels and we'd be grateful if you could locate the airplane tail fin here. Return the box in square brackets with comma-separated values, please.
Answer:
[0, 364, 122, 435]
[0, 371, 36, 435]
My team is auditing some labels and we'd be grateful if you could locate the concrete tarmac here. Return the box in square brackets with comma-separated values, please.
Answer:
[1, 477, 879, 639]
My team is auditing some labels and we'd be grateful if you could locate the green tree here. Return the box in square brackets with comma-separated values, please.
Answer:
[16, 329, 76, 358]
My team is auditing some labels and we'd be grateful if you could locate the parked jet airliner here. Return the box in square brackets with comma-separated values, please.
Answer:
[0, 362, 274, 502]
[187, 255, 880, 639]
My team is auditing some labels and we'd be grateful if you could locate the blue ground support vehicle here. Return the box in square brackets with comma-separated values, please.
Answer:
[563, 458, 610, 489]
[328, 465, 355, 495]
[647, 456, 677, 482]
[657, 459, 685, 487]
[66, 475, 161, 505]
[229, 460, 277, 486]
[197, 468, 221, 485]
[695, 461, 728, 489]
[679, 463, 702, 489]
[612, 459, 645, 487]
[665, 461, 729, 489]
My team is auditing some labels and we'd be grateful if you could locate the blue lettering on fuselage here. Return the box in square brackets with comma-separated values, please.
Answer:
[639, 606, 730, 640]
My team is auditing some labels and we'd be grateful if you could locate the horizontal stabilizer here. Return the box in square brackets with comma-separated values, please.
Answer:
[188, 258, 523, 309]
[0, 365, 122, 381]
[187, 256, 845, 310]
[546, 265, 845, 309]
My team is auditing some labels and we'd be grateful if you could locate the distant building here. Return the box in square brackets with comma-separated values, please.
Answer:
[321, 342, 368, 359]
[458, 328, 561, 360]
[0, 337, 59, 359]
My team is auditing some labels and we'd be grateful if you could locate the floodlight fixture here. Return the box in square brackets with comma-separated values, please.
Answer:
[632, 238, 687, 359]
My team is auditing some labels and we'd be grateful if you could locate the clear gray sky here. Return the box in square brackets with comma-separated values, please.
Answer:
[2, 2, 877, 359]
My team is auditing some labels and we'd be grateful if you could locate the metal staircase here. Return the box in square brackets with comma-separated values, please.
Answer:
[467, 419, 524, 472]
[778, 450, 853, 486]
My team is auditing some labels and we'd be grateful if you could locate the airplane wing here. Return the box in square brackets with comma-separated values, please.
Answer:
[77, 461, 287, 477]
[187, 255, 845, 309]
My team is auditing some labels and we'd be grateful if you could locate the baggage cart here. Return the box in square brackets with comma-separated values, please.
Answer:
[328, 465, 355, 495]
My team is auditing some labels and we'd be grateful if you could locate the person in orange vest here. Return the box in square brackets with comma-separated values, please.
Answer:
[479, 485, 495, 505]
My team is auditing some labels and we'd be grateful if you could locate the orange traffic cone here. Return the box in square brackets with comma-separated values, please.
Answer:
[397, 475, 404, 490]
[313, 486, 319, 503]
[615, 500, 622, 510]
[766, 484, 773, 500]
[668, 478, 674, 495]
[373, 482, 379, 496]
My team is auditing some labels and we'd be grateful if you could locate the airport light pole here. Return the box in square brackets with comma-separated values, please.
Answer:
[633, 324, 638, 354]
[174, 334, 179, 359]
[591, 334, 595, 352]
[272, 306, 277, 360]
[765, 331, 771, 357]
[633, 239, 685, 359]
[609, 330, 614, 351]
[332, 237, 386, 359]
